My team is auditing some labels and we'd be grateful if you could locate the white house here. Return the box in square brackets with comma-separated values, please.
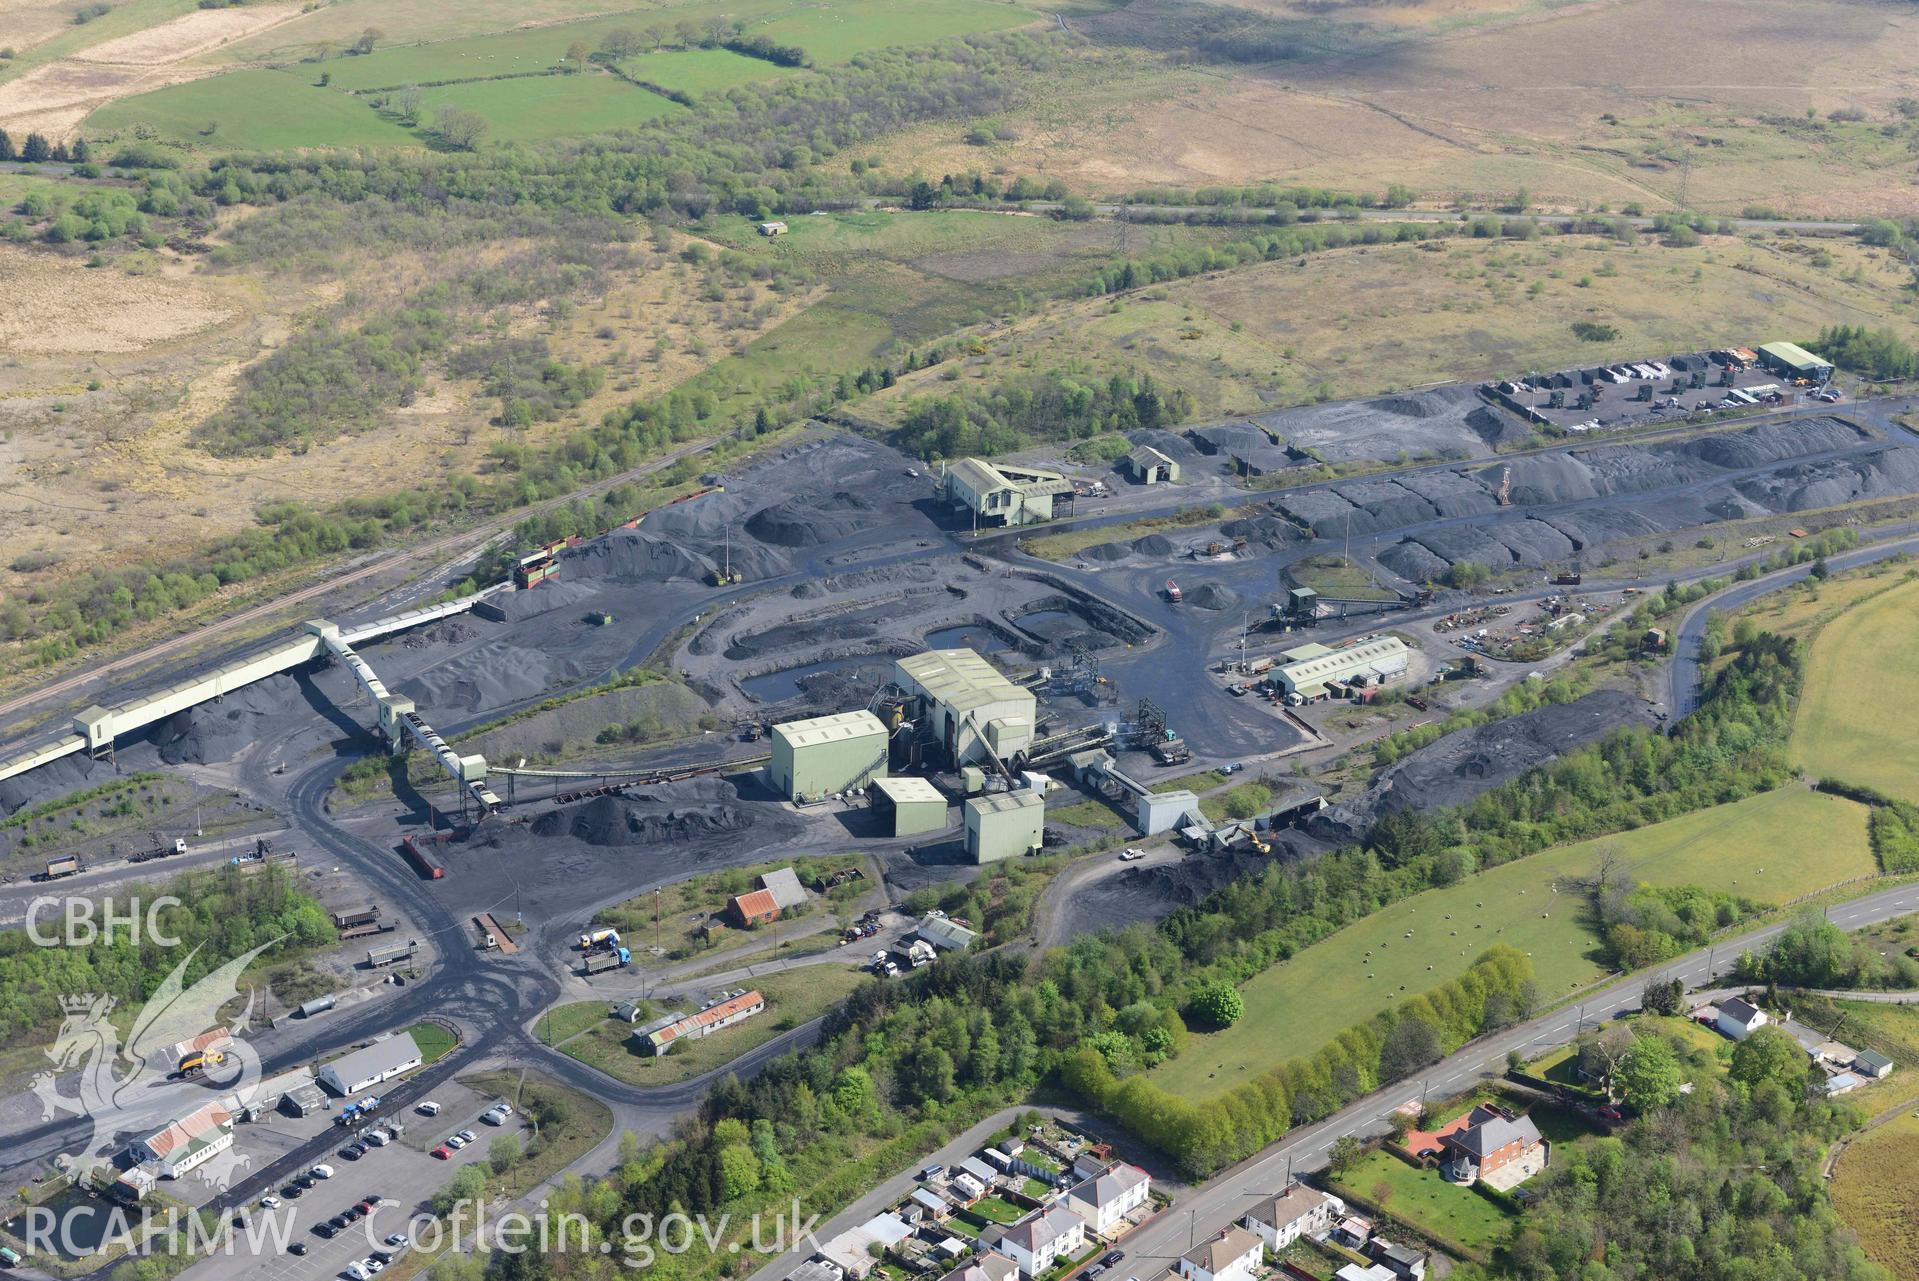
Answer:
[1064, 1162, 1152, 1236]
[318, 1033, 423, 1095]
[816, 1214, 912, 1279]
[133, 1102, 234, 1179]
[1244, 1185, 1345, 1251]
[1712, 997, 1769, 1042]
[939, 1253, 1020, 1281]
[1174, 1227, 1264, 1281]
[986, 1207, 1087, 1279]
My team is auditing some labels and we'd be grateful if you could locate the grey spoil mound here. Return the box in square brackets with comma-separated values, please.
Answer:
[1082, 541, 1131, 562]
[1370, 689, 1653, 815]
[1186, 582, 1239, 610]
[744, 491, 881, 548]
[1378, 540, 1451, 582]
[1394, 470, 1503, 519]
[400, 638, 589, 713]
[1733, 446, 1919, 512]
[1132, 533, 1176, 557]
[1188, 423, 1276, 456]
[1254, 386, 1524, 463]
[725, 601, 901, 660]
[152, 673, 306, 765]
[462, 682, 711, 763]
[1331, 478, 1440, 530]
[485, 579, 602, 624]
[1273, 488, 1361, 539]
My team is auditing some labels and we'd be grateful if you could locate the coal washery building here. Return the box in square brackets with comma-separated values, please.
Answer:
[769, 710, 890, 803]
[895, 649, 1036, 769]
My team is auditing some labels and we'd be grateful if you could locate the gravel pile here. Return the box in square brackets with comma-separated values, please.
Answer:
[484, 579, 601, 624]
[400, 639, 589, 713]
[744, 491, 882, 548]
[1255, 386, 1525, 462]
[1220, 514, 1303, 549]
[1131, 533, 1176, 557]
[1082, 541, 1131, 562]
[529, 778, 757, 847]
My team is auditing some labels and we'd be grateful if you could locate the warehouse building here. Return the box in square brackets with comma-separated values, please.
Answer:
[1271, 637, 1410, 698]
[944, 459, 1075, 528]
[319, 1032, 423, 1095]
[640, 990, 765, 1055]
[133, 1102, 234, 1180]
[770, 710, 889, 802]
[1756, 341, 1833, 386]
[965, 789, 1045, 863]
[896, 649, 1036, 768]
[872, 775, 949, 835]
[1124, 446, 1179, 485]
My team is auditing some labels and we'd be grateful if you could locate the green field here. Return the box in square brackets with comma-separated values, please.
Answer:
[417, 74, 680, 142]
[89, 70, 419, 151]
[405, 1021, 458, 1064]
[1333, 1150, 1515, 1256]
[1148, 785, 1875, 1098]
[618, 48, 800, 96]
[1792, 573, 1919, 805]
[296, 0, 1031, 93]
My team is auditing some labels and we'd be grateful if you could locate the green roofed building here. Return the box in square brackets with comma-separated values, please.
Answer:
[1756, 341, 1833, 386]
[770, 710, 889, 803]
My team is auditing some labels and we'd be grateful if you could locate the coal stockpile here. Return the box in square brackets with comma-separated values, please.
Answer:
[1125, 428, 1201, 465]
[1186, 582, 1239, 610]
[1394, 469, 1503, 519]
[1220, 513, 1304, 550]
[0, 752, 116, 817]
[528, 778, 758, 847]
[1732, 446, 1919, 512]
[1060, 835, 1330, 936]
[1274, 488, 1362, 539]
[479, 580, 601, 624]
[150, 674, 307, 766]
[1082, 541, 1132, 562]
[566, 528, 784, 586]
[1369, 689, 1653, 815]
[401, 638, 590, 713]
[1330, 478, 1440, 530]
[1132, 533, 1176, 557]
[744, 491, 882, 548]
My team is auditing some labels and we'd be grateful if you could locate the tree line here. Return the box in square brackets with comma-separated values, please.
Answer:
[893, 370, 1191, 459]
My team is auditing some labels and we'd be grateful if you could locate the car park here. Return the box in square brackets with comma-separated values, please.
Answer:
[260, 1195, 281, 1209]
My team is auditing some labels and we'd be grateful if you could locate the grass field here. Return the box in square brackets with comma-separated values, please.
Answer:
[617, 48, 800, 96]
[557, 966, 867, 1087]
[1290, 553, 1400, 602]
[864, 235, 1919, 424]
[1333, 1150, 1514, 1256]
[88, 69, 419, 150]
[405, 1021, 458, 1064]
[533, 999, 632, 1047]
[416, 74, 680, 143]
[1147, 785, 1875, 1098]
[1792, 573, 1919, 806]
[1833, 1110, 1919, 1281]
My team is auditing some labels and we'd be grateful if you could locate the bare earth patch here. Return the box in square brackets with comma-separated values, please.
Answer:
[0, 0, 77, 60]
[0, 2, 303, 137]
[0, 245, 232, 354]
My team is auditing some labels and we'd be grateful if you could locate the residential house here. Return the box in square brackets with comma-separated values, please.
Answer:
[938, 1252, 1020, 1281]
[1364, 1239, 1426, 1281]
[959, 1156, 1000, 1187]
[1064, 1162, 1152, 1236]
[1244, 1185, 1345, 1251]
[1437, 1104, 1549, 1192]
[1712, 997, 1769, 1042]
[133, 1101, 234, 1179]
[789, 1263, 844, 1281]
[1174, 1227, 1263, 1281]
[910, 1189, 953, 1222]
[984, 1207, 1088, 1279]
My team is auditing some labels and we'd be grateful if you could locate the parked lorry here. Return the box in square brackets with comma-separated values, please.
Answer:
[578, 928, 621, 952]
[126, 838, 189, 865]
[581, 946, 632, 975]
[333, 905, 381, 931]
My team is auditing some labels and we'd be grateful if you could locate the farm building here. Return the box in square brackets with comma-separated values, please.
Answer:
[1756, 341, 1833, 386]
[943, 458, 1074, 527]
[757, 221, 788, 236]
[1124, 446, 1179, 485]
[728, 889, 780, 927]
[318, 1032, 422, 1095]
[769, 710, 889, 802]
[895, 649, 1036, 768]
[1271, 637, 1409, 698]
[964, 789, 1045, 863]
[872, 775, 949, 835]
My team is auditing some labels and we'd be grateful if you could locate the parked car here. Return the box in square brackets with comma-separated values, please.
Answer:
[345, 1263, 370, 1281]
[289, 1243, 309, 1257]
[384, 1235, 409, 1249]
[314, 1225, 337, 1240]
[417, 1101, 442, 1116]
[919, 1165, 945, 1181]
[1220, 762, 1243, 775]
[310, 1164, 335, 1180]
[260, 1196, 281, 1209]
[446, 1135, 468, 1150]
[432, 1146, 451, 1160]
[283, 1185, 305, 1200]
[372, 1252, 394, 1266]
[366, 1260, 385, 1274]
[1596, 1104, 1625, 1120]
[1119, 848, 1145, 861]
[1101, 1252, 1123, 1267]
[456, 1129, 476, 1144]
[341, 1144, 366, 1160]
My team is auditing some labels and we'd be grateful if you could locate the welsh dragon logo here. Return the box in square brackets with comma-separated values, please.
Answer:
[35, 939, 282, 1192]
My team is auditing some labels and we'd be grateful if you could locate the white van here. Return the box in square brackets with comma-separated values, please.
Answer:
[346, 1263, 371, 1281]
[416, 1101, 441, 1116]
[310, 1164, 335, 1180]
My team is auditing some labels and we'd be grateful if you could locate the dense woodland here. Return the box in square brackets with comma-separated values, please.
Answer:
[0, 864, 334, 1040]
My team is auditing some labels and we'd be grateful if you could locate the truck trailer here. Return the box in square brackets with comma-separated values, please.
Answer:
[42, 855, 82, 881]
[333, 905, 381, 931]
[399, 837, 444, 880]
[581, 946, 632, 975]
[578, 928, 621, 951]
